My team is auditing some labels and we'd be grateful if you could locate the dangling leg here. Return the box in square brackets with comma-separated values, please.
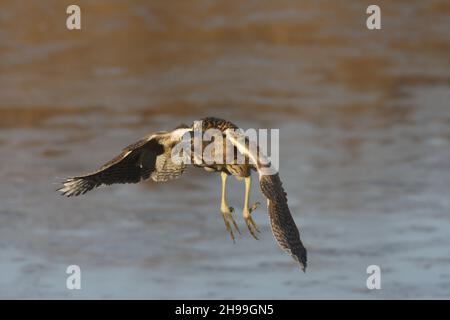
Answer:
[220, 171, 240, 242]
[243, 175, 260, 239]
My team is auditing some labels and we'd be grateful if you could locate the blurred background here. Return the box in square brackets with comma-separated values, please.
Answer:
[0, 0, 449, 299]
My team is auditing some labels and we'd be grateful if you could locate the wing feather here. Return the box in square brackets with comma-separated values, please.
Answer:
[151, 150, 186, 182]
[260, 174, 307, 271]
[225, 129, 307, 270]
[58, 134, 164, 197]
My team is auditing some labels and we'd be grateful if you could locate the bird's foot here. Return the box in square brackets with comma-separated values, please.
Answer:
[220, 205, 241, 243]
[249, 202, 260, 213]
[243, 202, 261, 240]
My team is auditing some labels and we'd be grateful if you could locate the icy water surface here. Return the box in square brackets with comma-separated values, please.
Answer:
[0, 1, 450, 298]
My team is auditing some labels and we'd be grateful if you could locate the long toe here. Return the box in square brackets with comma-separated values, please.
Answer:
[230, 214, 241, 235]
[221, 208, 240, 242]
[244, 216, 260, 240]
[222, 214, 235, 242]
[249, 202, 260, 213]
[251, 216, 260, 233]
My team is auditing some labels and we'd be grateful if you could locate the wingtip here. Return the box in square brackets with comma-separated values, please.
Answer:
[56, 177, 84, 197]
[300, 261, 307, 273]
[56, 185, 72, 197]
[295, 256, 307, 272]
[292, 249, 307, 272]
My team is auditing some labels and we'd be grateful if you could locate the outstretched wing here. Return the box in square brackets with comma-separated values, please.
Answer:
[260, 174, 307, 271]
[58, 134, 165, 197]
[225, 129, 307, 271]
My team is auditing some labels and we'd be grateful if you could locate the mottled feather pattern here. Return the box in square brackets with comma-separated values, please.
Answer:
[201, 117, 238, 132]
[260, 174, 307, 271]
[199, 117, 255, 170]
[151, 151, 186, 182]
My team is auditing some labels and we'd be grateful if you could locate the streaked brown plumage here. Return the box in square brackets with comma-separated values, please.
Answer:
[58, 117, 307, 270]
[260, 174, 307, 268]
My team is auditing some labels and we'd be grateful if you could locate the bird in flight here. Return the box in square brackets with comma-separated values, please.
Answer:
[58, 117, 307, 270]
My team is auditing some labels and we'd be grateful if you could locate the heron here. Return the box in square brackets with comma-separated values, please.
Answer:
[58, 117, 307, 270]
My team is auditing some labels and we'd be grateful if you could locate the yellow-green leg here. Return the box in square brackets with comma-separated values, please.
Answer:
[243, 176, 260, 239]
[220, 171, 240, 242]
